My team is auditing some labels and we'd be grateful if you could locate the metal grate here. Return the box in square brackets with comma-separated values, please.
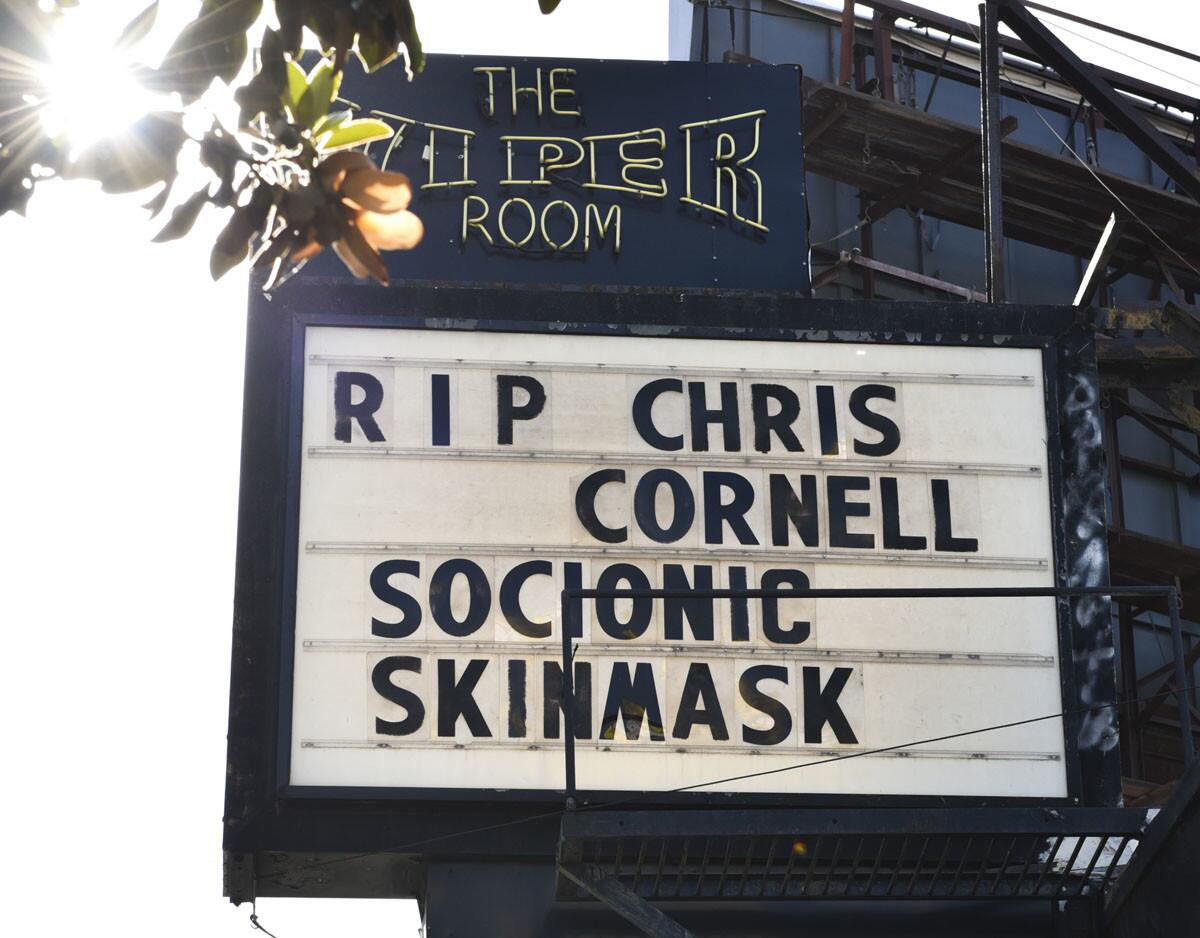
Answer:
[556, 809, 1145, 902]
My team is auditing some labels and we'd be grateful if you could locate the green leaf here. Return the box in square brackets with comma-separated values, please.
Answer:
[539, 0, 563, 12]
[283, 58, 307, 116]
[298, 58, 341, 128]
[116, 1, 157, 50]
[317, 119, 394, 153]
[313, 109, 352, 137]
[152, 186, 209, 242]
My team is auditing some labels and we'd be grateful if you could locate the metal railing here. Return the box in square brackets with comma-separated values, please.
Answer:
[557, 584, 1195, 802]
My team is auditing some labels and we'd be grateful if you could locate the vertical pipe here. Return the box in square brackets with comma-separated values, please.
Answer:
[561, 589, 577, 804]
[838, 0, 855, 85]
[872, 12, 896, 102]
[979, 2, 1006, 302]
[1167, 588, 1196, 766]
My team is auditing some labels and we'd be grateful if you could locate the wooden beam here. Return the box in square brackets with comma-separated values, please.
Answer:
[804, 98, 848, 149]
[863, 116, 1017, 224]
[847, 252, 988, 301]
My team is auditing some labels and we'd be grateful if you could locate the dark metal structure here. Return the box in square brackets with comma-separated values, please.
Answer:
[691, 0, 1200, 807]
[226, 278, 1154, 935]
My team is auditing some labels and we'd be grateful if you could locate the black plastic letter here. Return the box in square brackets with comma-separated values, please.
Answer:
[370, 559, 423, 638]
[372, 656, 424, 736]
[497, 374, 546, 444]
[739, 665, 792, 746]
[575, 469, 628, 544]
[334, 371, 385, 442]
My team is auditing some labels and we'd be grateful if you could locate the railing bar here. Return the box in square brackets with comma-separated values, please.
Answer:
[903, 836, 930, 897]
[737, 839, 756, 897]
[866, 834, 891, 895]
[716, 839, 735, 896]
[820, 838, 843, 897]
[929, 835, 954, 899]
[1097, 836, 1130, 893]
[1015, 833, 1044, 897]
[990, 835, 1019, 896]
[780, 837, 802, 898]
[1032, 836, 1066, 897]
[949, 835, 973, 895]
[1075, 836, 1107, 897]
[971, 836, 997, 896]
[697, 837, 713, 898]
[845, 835, 866, 898]
[651, 838, 669, 899]
[758, 837, 777, 898]
[800, 837, 822, 896]
[631, 838, 648, 895]
[886, 835, 911, 894]
[613, 837, 625, 882]
[1056, 837, 1087, 898]
[674, 838, 690, 899]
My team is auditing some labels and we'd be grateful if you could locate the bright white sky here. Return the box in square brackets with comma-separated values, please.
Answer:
[0, 2, 1194, 936]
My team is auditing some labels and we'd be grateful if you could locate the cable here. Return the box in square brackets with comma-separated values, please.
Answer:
[1026, 13, 1200, 95]
[249, 900, 280, 938]
[1008, 83, 1200, 280]
[966, 16, 1200, 280]
[252, 677, 1195, 886]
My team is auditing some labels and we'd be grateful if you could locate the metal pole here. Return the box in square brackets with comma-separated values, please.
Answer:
[979, 1, 1006, 302]
[560, 589, 577, 805]
[1167, 588, 1196, 766]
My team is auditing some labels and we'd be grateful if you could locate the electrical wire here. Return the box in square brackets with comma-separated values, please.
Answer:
[1025, 12, 1200, 96]
[252, 677, 1195, 887]
[965, 16, 1200, 280]
[1008, 82, 1200, 280]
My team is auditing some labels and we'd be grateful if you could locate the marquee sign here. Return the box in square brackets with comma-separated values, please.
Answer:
[317, 55, 809, 290]
[287, 323, 1067, 799]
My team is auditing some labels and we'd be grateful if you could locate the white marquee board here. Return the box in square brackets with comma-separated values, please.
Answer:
[289, 326, 1066, 798]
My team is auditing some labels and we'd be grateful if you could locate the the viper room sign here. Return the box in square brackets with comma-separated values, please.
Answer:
[288, 326, 1066, 798]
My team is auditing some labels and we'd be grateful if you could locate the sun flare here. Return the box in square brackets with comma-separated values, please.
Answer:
[37, 11, 157, 151]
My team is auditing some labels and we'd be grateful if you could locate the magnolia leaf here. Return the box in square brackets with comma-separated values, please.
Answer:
[355, 22, 398, 73]
[283, 59, 307, 116]
[156, 0, 261, 101]
[539, 0, 563, 12]
[141, 178, 174, 218]
[152, 187, 210, 242]
[317, 118, 393, 152]
[116, 1, 157, 50]
[210, 238, 250, 281]
[393, 0, 424, 74]
[68, 111, 185, 193]
[313, 109, 352, 138]
[210, 206, 255, 280]
[299, 59, 341, 128]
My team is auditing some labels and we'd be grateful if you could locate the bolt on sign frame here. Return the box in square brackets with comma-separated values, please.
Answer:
[223, 280, 1122, 902]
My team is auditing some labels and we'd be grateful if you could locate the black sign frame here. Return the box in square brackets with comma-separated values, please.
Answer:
[224, 279, 1119, 900]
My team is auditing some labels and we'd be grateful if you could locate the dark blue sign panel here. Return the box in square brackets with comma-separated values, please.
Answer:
[322, 54, 808, 291]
